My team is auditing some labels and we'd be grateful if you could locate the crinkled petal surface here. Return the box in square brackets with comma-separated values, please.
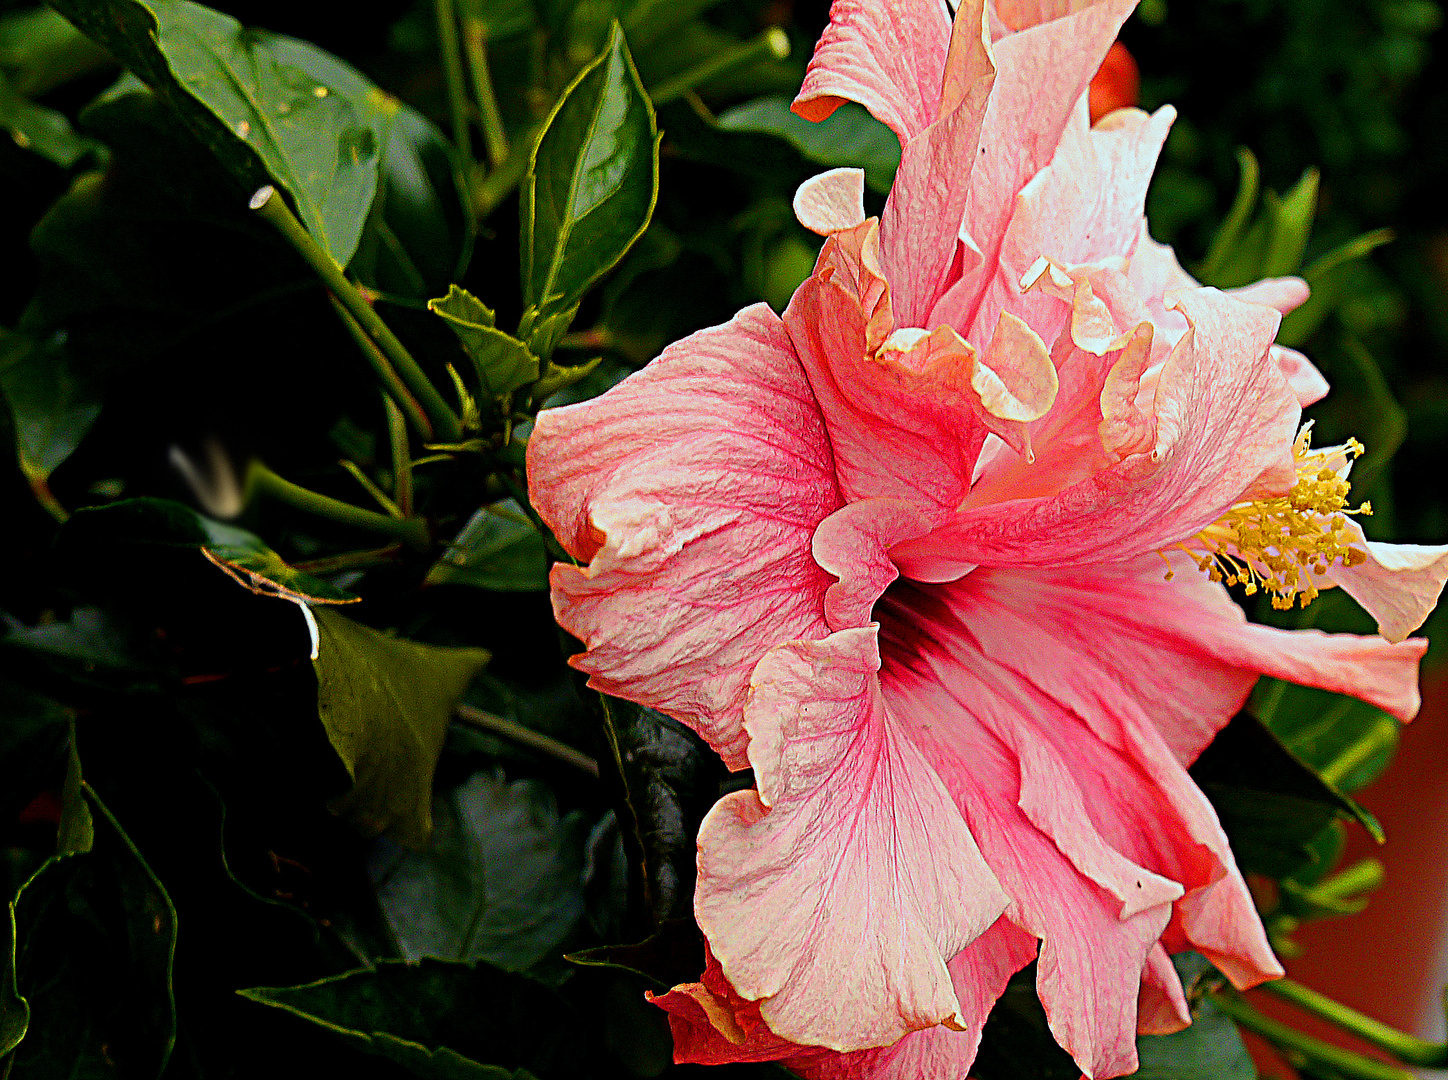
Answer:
[527, 304, 840, 767]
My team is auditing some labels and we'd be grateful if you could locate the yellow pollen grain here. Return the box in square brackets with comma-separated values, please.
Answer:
[1168, 427, 1371, 609]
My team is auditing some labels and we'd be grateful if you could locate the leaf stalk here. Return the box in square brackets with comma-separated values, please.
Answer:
[1260, 979, 1448, 1067]
[249, 462, 429, 550]
[1213, 992, 1419, 1080]
[251, 186, 463, 442]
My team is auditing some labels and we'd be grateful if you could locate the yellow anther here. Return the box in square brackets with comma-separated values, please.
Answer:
[1169, 425, 1371, 609]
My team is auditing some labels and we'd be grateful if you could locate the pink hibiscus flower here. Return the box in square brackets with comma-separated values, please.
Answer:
[525, 0, 1448, 1076]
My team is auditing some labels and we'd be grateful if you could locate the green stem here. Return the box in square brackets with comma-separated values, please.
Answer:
[292, 544, 405, 574]
[461, 18, 509, 169]
[385, 396, 413, 518]
[1213, 993, 1420, 1080]
[251, 186, 462, 442]
[329, 296, 434, 441]
[24, 468, 68, 523]
[434, 0, 475, 167]
[471, 124, 537, 218]
[248, 462, 429, 550]
[1260, 980, 1448, 1067]
[454, 705, 598, 776]
[649, 28, 790, 106]
[338, 459, 404, 518]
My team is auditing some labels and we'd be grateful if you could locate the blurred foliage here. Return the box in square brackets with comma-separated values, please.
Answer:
[0, 0, 1441, 1077]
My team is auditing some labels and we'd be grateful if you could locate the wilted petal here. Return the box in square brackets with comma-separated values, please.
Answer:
[696, 626, 1008, 1052]
[1328, 522, 1448, 643]
[527, 305, 839, 767]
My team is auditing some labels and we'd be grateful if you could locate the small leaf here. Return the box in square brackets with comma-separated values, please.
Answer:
[371, 772, 592, 971]
[1278, 229, 1394, 347]
[1255, 678, 1401, 793]
[0, 327, 101, 486]
[427, 500, 549, 592]
[311, 608, 489, 848]
[1191, 711, 1381, 879]
[0, 73, 99, 168]
[57, 724, 93, 857]
[1198, 147, 1260, 285]
[1261, 167, 1320, 278]
[239, 958, 583, 1080]
[1132, 955, 1255, 1080]
[428, 286, 540, 397]
[718, 95, 901, 194]
[201, 540, 360, 604]
[520, 22, 659, 316]
[3, 785, 177, 1078]
[51, 0, 391, 266]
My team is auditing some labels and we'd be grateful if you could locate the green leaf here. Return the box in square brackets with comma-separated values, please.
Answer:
[239, 958, 584, 1079]
[0, 7, 112, 98]
[1198, 147, 1260, 285]
[1278, 229, 1394, 347]
[57, 724, 93, 857]
[3, 785, 177, 1078]
[1255, 678, 1401, 793]
[428, 285, 541, 397]
[0, 327, 101, 486]
[0, 72, 98, 168]
[371, 773, 592, 971]
[50, 0, 391, 266]
[520, 22, 659, 316]
[1261, 167, 1320, 278]
[426, 500, 549, 591]
[1190, 711, 1381, 879]
[1132, 955, 1255, 1080]
[718, 95, 900, 194]
[598, 697, 720, 923]
[311, 608, 489, 848]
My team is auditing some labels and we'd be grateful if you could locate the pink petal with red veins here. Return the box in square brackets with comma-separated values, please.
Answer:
[696, 626, 1008, 1053]
[877, 0, 996, 326]
[656, 922, 1037, 1079]
[794, 167, 868, 235]
[527, 304, 840, 768]
[811, 497, 934, 632]
[895, 287, 1299, 577]
[784, 225, 990, 516]
[1328, 522, 1448, 643]
[1138, 946, 1192, 1036]
[1272, 344, 1330, 407]
[792, 0, 954, 142]
[937, 0, 1137, 333]
[1228, 275, 1310, 314]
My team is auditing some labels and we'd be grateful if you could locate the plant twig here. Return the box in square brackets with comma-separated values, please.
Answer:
[329, 296, 433, 441]
[434, 0, 475, 169]
[1260, 979, 1448, 1067]
[649, 28, 789, 106]
[1213, 993, 1419, 1080]
[454, 704, 598, 776]
[385, 396, 413, 517]
[461, 17, 509, 169]
[250, 186, 462, 442]
[249, 462, 429, 550]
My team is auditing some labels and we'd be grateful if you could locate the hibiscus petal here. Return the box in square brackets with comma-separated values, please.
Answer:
[1138, 945, 1191, 1036]
[695, 626, 1008, 1052]
[1228, 276, 1310, 315]
[792, 0, 954, 142]
[895, 287, 1300, 576]
[795, 167, 868, 235]
[527, 304, 840, 767]
[1272, 344, 1330, 407]
[1328, 522, 1448, 643]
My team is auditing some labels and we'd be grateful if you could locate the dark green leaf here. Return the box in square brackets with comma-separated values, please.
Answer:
[426, 499, 549, 591]
[0, 73, 98, 168]
[718, 95, 900, 194]
[58, 724, 93, 857]
[1261, 167, 1320, 278]
[598, 697, 719, 925]
[429, 285, 540, 397]
[1278, 229, 1394, 347]
[520, 22, 659, 317]
[566, 917, 704, 988]
[3, 785, 177, 1078]
[1191, 712, 1381, 879]
[0, 327, 101, 486]
[371, 772, 591, 971]
[50, 0, 389, 266]
[311, 608, 489, 848]
[0, 7, 113, 98]
[1198, 148, 1260, 285]
[239, 958, 584, 1080]
[1131, 954, 1255, 1080]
